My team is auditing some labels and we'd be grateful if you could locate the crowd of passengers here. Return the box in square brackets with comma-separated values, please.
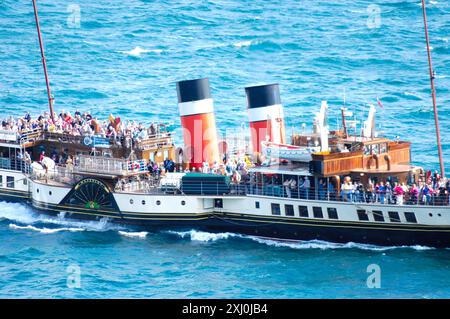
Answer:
[115, 156, 253, 192]
[277, 170, 449, 206]
[0, 110, 168, 144]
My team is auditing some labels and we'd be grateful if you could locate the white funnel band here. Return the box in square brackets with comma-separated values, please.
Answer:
[178, 98, 214, 117]
[248, 104, 284, 122]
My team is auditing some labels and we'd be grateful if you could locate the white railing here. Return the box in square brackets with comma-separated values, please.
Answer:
[73, 155, 148, 176]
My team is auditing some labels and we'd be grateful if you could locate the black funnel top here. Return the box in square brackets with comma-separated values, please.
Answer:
[176, 78, 211, 103]
[245, 83, 281, 109]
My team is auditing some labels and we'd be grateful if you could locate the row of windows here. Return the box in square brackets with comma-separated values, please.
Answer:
[357, 209, 418, 223]
[267, 202, 420, 224]
[269, 203, 338, 220]
[0, 176, 19, 189]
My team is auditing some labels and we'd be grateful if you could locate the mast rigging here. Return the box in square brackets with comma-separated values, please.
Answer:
[32, 0, 55, 123]
[421, 0, 445, 178]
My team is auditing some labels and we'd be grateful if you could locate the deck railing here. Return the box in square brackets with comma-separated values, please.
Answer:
[0, 158, 32, 174]
[246, 183, 450, 206]
[73, 155, 148, 176]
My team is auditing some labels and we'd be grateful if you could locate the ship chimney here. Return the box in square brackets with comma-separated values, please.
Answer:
[245, 83, 286, 154]
[176, 78, 220, 169]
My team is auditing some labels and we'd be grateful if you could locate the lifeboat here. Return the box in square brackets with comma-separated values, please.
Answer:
[261, 141, 320, 162]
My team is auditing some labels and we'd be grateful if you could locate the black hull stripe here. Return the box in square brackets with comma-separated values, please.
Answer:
[221, 211, 450, 230]
[0, 189, 29, 199]
[217, 215, 450, 234]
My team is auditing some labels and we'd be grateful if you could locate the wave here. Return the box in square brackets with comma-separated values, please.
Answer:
[118, 231, 148, 239]
[167, 229, 435, 251]
[119, 46, 163, 57]
[9, 224, 84, 234]
[0, 201, 121, 232]
[167, 230, 239, 242]
[233, 40, 254, 48]
[402, 91, 423, 100]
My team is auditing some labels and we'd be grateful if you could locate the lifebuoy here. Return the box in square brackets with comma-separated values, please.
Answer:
[83, 136, 92, 146]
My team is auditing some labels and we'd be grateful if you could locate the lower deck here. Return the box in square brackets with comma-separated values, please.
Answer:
[1, 171, 450, 247]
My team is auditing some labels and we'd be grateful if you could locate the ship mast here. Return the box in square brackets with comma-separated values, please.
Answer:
[32, 0, 55, 123]
[421, 0, 445, 178]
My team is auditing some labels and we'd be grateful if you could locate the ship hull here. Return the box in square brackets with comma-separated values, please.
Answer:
[205, 212, 450, 248]
[2, 175, 450, 248]
[19, 197, 450, 248]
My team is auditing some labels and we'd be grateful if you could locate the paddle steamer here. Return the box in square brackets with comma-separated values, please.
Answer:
[1, 0, 449, 247]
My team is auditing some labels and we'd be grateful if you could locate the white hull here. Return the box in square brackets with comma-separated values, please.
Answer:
[2, 167, 450, 247]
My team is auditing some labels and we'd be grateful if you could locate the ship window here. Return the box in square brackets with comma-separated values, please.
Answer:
[49, 191, 52, 196]
[6, 176, 14, 189]
[255, 201, 260, 209]
[372, 144, 380, 154]
[271, 203, 281, 215]
[357, 209, 369, 221]
[388, 211, 401, 223]
[23, 178, 27, 185]
[313, 207, 323, 218]
[37, 188, 39, 193]
[214, 199, 223, 208]
[130, 199, 134, 204]
[363, 146, 371, 155]
[142, 200, 146, 205]
[181, 200, 186, 206]
[285, 204, 294, 216]
[373, 210, 385, 222]
[404, 212, 417, 223]
[156, 200, 161, 206]
[380, 143, 387, 154]
[327, 207, 338, 219]
[0, 175, 2, 187]
[299, 205, 309, 217]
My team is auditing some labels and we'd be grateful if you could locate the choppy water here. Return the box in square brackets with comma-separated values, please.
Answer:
[1, 0, 450, 298]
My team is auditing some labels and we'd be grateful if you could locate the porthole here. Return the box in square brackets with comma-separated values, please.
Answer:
[37, 188, 39, 193]
[130, 199, 134, 204]
[49, 191, 52, 196]
[181, 200, 186, 206]
[142, 200, 146, 205]
[438, 213, 442, 217]
[156, 200, 161, 205]
[429, 213, 433, 217]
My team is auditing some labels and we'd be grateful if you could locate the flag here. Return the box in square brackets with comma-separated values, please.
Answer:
[377, 97, 383, 108]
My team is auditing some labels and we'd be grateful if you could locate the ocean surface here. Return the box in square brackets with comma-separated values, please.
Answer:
[1, 0, 450, 298]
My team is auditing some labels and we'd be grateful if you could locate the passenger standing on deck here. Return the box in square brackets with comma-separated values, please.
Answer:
[302, 177, 311, 199]
[327, 180, 335, 200]
[366, 181, 374, 203]
[432, 170, 440, 189]
[283, 178, 292, 198]
[318, 179, 326, 200]
[422, 183, 431, 205]
[385, 182, 392, 204]
[446, 180, 450, 205]
[394, 182, 404, 205]
[351, 182, 358, 202]
[409, 184, 419, 205]
[379, 182, 386, 204]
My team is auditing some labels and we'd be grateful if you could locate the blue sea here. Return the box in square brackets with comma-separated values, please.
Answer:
[1, 0, 450, 298]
